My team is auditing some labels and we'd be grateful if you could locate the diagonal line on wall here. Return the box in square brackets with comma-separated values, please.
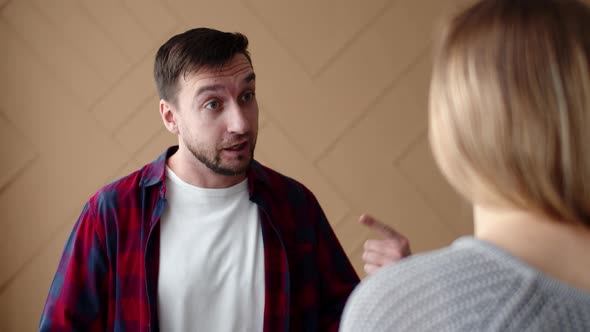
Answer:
[75, 1, 134, 62]
[391, 128, 427, 166]
[395, 164, 466, 237]
[111, 92, 157, 136]
[121, 0, 152, 38]
[312, 48, 431, 165]
[23, 0, 113, 86]
[0, 110, 40, 197]
[108, 127, 165, 177]
[0, 156, 38, 198]
[241, 0, 403, 80]
[0, 1, 10, 12]
[240, 0, 315, 78]
[120, 2, 181, 47]
[309, 0, 401, 80]
[156, 0, 185, 26]
[87, 50, 156, 124]
[0, 5, 89, 107]
[257, 111, 353, 226]
[0, 216, 76, 295]
[392, 130, 468, 236]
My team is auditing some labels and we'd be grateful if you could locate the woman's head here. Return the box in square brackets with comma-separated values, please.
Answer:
[429, 0, 590, 226]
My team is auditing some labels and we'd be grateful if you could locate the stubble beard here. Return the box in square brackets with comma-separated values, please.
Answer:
[187, 136, 256, 176]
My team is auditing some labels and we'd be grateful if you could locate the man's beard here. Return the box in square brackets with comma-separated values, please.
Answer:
[186, 136, 256, 176]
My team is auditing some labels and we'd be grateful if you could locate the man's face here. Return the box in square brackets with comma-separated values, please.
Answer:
[172, 54, 258, 176]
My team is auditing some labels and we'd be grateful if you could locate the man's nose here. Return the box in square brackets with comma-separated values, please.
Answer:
[226, 104, 251, 134]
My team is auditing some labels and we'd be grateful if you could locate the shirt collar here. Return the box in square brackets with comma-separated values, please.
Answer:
[139, 145, 271, 195]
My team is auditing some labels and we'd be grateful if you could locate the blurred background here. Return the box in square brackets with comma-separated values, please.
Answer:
[0, 0, 475, 330]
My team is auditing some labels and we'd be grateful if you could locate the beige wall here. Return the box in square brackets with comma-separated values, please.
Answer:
[0, 0, 472, 330]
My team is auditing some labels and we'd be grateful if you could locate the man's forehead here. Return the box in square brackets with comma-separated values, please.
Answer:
[189, 55, 253, 82]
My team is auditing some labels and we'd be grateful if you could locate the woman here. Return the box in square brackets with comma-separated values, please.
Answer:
[340, 0, 590, 331]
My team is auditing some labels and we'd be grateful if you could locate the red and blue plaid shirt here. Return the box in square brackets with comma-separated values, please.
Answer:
[40, 146, 359, 331]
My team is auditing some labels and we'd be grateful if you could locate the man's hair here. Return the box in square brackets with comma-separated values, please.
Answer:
[429, 0, 590, 226]
[154, 27, 252, 103]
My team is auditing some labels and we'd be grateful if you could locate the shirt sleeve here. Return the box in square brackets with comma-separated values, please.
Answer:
[311, 195, 360, 332]
[39, 201, 109, 331]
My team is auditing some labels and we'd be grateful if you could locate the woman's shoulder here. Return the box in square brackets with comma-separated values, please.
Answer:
[340, 237, 520, 332]
[341, 236, 590, 332]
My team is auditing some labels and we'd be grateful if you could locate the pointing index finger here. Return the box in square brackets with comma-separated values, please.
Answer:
[359, 214, 403, 239]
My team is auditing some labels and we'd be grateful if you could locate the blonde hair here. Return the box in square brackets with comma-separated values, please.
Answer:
[429, 0, 590, 226]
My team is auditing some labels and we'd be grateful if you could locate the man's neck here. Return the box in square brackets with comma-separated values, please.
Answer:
[474, 204, 590, 291]
[166, 150, 247, 189]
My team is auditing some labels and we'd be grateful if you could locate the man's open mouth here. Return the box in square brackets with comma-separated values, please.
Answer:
[224, 142, 247, 151]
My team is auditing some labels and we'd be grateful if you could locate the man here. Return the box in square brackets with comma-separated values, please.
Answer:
[39, 27, 409, 331]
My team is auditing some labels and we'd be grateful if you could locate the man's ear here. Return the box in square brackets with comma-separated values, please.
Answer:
[160, 99, 179, 135]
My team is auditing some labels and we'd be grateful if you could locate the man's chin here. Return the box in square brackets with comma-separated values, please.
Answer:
[212, 159, 252, 176]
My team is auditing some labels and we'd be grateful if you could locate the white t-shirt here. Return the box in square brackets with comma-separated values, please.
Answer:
[158, 167, 265, 331]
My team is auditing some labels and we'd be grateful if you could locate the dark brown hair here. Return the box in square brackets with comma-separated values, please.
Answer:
[154, 27, 252, 103]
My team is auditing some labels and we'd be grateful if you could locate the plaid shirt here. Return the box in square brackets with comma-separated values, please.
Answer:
[40, 146, 359, 331]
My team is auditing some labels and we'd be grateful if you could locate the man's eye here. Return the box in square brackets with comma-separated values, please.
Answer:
[205, 100, 220, 110]
[241, 92, 255, 103]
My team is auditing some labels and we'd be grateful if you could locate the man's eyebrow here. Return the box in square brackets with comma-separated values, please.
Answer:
[244, 72, 256, 83]
[195, 73, 255, 97]
[195, 84, 224, 97]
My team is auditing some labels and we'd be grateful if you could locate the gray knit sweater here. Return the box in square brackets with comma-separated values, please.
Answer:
[340, 237, 590, 332]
